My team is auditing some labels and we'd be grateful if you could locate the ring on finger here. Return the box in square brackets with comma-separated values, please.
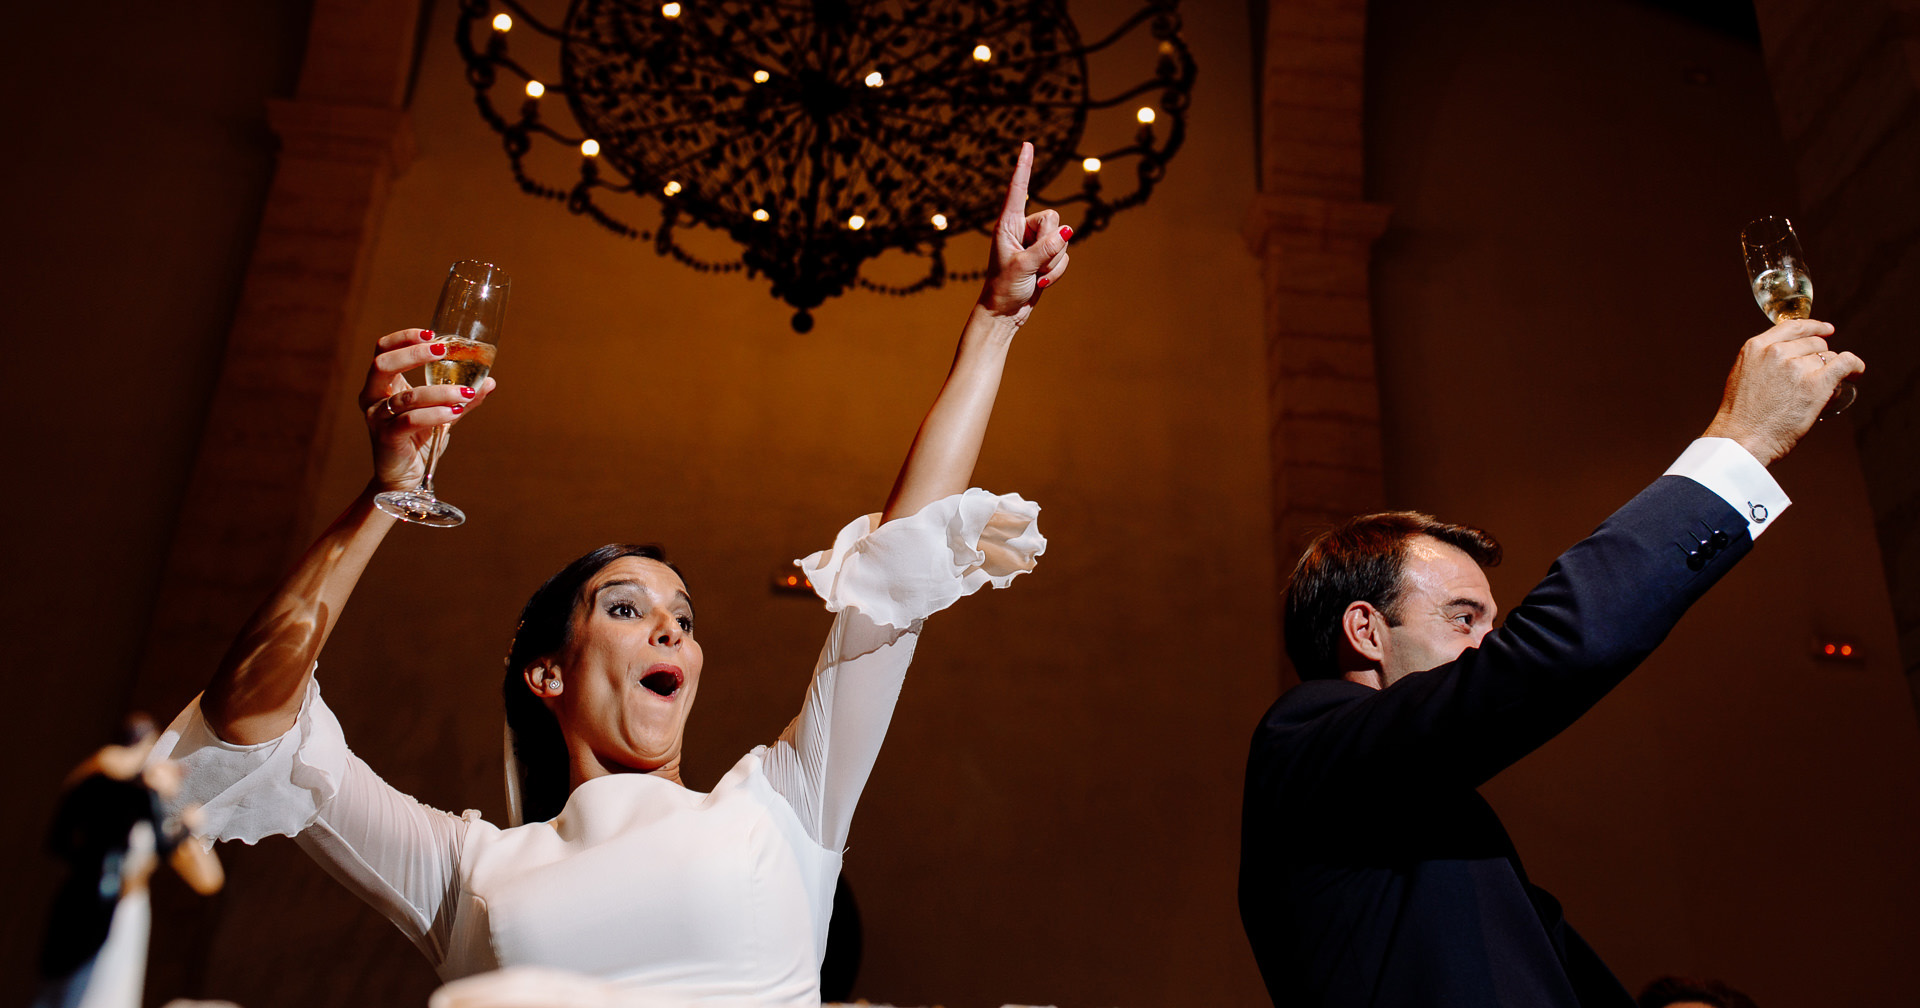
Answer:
[382, 396, 400, 418]
[1817, 352, 1831, 365]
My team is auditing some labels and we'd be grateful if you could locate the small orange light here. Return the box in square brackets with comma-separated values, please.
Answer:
[1825, 644, 1837, 655]
[1841, 644, 1854, 657]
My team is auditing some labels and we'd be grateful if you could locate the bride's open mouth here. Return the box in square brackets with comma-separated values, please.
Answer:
[639, 665, 683, 698]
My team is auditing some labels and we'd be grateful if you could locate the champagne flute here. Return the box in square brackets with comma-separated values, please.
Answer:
[1741, 216, 1854, 417]
[375, 260, 510, 527]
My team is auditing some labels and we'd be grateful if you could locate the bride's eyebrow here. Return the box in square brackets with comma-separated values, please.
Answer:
[592, 580, 650, 602]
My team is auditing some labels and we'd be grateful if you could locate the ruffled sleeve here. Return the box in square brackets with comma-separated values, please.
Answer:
[795, 487, 1045, 630]
[155, 677, 352, 845]
[155, 677, 472, 965]
[764, 489, 1044, 852]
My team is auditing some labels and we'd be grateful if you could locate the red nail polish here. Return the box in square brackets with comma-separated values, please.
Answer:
[451, 404, 465, 414]
[421, 329, 435, 340]
[430, 343, 446, 355]
[460, 386, 477, 398]
[1036, 276, 1051, 289]
[1059, 226, 1073, 240]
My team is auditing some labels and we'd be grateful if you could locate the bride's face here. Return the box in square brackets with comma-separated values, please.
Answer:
[542, 557, 703, 782]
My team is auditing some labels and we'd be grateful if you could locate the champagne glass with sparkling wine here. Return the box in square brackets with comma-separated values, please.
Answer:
[374, 260, 509, 527]
[1742, 216, 1853, 417]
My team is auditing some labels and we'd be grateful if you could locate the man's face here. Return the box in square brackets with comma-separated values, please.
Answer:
[1378, 535, 1498, 687]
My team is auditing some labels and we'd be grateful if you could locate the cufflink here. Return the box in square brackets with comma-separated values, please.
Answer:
[1748, 502, 1768, 523]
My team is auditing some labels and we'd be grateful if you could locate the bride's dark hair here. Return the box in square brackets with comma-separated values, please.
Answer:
[502, 543, 676, 823]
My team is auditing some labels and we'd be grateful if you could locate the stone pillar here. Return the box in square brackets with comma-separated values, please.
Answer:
[1750, 0, 1920, 713]
[1249, 0, 1392, 680]
[131, 0, 420, 715]
[130, 1, 420, 1000]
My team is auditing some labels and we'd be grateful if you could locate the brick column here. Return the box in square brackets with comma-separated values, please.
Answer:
[130, 6, 420, 994]
[1246, 194, 1391, 557]
[130, 0, 420, 716]
[1250, 0, 1392, 681]
[1750, 0, 1920, 712]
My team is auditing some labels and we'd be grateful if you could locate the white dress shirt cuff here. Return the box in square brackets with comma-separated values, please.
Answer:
[1664, 437, 1790, 539]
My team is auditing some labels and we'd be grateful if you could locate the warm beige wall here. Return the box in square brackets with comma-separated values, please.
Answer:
[184, 1, 1278, 1006]
[0, 2, 311, 1003]
[13, 0, 1920, 1006]
[1367, 0, 1920, 1001]
[1751, 0, 1920, 723]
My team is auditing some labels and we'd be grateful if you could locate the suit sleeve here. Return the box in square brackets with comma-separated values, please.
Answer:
[1252, 474, 1753, 806]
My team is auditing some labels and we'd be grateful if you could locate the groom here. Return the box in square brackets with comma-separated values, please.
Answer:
[1238, 319, 1861, 1006]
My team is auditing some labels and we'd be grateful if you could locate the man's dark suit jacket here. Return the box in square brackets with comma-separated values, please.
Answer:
[1240, 475, 1754, 1007]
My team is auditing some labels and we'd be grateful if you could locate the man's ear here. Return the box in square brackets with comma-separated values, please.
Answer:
[1342, 601, 1390, 665]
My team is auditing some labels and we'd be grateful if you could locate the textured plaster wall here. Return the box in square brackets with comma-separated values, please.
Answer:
[8, 0, 1920, 1006]
[172, 1, 1278, 1006]
[1365, 0, 1920, 1001]
[0, 1, 314, 1004]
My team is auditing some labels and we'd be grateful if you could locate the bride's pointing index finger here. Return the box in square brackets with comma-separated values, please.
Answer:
[999, 142, 1034, 225]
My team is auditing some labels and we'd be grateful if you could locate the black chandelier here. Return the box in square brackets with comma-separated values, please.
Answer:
[455, 0, 1195, 331]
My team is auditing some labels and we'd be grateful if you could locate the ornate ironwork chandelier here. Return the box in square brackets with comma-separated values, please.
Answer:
[455, 0, 1196, 331]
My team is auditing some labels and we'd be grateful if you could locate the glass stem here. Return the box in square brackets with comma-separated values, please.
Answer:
[419, 423, 450, 495]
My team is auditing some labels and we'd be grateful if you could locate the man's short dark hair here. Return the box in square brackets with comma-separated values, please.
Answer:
[1283, 511, 1502, 681]
[1638, 976, 1759, 1008]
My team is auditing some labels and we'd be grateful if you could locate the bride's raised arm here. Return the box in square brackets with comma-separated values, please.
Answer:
[201, 328, 496, 743]
[770, 143, 1067, 852]
[881, 141, 1071, 523]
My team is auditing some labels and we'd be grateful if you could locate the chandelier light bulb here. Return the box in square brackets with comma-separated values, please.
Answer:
[453, 0, 1198, 333]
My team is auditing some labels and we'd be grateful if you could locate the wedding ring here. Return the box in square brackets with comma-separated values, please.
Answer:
[1817, 352, 1830, 365]
[382, 396, 400, 418]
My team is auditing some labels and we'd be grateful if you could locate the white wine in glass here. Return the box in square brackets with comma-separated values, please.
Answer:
[1740, 217, 1853, 417]
[375, 260, 510, 527]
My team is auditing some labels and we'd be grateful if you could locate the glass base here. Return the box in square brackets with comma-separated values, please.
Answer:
[1819, 380, 1858, 421]
[374, 489, 467, 527]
